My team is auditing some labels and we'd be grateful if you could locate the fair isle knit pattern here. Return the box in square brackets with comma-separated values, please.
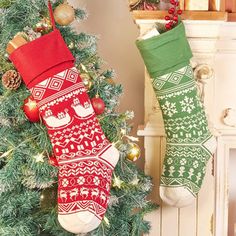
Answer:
[151, 64, 213, 196]
[30, 67, 119, 232]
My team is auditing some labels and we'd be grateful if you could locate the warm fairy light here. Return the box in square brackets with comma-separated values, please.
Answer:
[112, 175, 124, 189]
[33, 153, 44, 163]
[103, 216, 110, 226]
[120, 128, 126, 135]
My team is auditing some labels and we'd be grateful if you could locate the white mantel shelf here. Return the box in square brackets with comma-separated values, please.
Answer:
[135, 17, 236, 236]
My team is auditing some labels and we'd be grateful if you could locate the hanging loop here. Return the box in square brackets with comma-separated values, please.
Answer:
[48, 0, 56, 30]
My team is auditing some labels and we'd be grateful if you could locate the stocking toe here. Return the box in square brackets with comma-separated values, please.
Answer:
[160, 185, 195, 208]
[58, 211, 101, 234]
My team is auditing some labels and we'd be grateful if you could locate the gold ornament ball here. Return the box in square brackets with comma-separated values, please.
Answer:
[54, 3, 75, 26]
[127, 143, 141, 162]
[80, 73, 93, 90]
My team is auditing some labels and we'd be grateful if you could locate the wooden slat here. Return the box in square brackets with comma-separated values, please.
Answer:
[220, 0, 226, 11]
[179, 200, 197, 236]
[162, 204, 179, 236]
[180, 0, 185, 10]
[233, 0, 236, 12]
[185, 0, 209, 11]
[160, 138, 179, 236]
[197, 159, 215, 236]
[225, 0, 236, 12]
[228, 150, 236, 236]
[132, 10, 228, 21]
[228, 12, 236, 21]
[209, 0, 217, 11]
[143, 137, 162, 236]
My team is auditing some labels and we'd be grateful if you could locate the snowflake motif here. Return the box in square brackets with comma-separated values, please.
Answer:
[180, 96, 195, 114]
[77, 176, 85, 185]
[180, 158, 187, 165]
[93, 176, 100, 186]
[62, 179, 69, 187]
[166, 158, 173, 165]
[193, 161, 199, 169]
[162, 101, 177, 117]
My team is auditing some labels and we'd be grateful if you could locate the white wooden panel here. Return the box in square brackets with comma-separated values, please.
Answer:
[197, 158, 215, 236]
[228, 150, 236, 236]
[215, 137, 229, 236]
[179, 200, 197, 236]
[160, 138, 179, 236]
[161, 204, 179, 236]
[144, 137, 162, 236]
[215, 137, 236, 236]
[214, 53, 236, 132]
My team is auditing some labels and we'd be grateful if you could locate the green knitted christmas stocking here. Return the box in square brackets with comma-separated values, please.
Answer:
[136, 22, 216, 208]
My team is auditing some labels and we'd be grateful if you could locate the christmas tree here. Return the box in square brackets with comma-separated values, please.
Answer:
[0, 1, 156, 235]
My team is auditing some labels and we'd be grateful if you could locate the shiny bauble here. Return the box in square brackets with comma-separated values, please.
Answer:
[126, 142, 141, 162]
[23, 96, 40, 122]
[35, 18, 52, 34]
[80, 73, 93, 90]
[54, 3, 75, 26]
[40, 185, 57, 210]
[91, 97, 105, 115]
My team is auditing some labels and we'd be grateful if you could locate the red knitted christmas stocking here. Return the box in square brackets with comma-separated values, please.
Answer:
[31, 67, 119, 233]
[8, 2, 119, 234]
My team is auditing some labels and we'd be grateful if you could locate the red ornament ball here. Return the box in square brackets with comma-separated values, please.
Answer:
[23, 96, 40, 122]
[91, 97, 105, 115]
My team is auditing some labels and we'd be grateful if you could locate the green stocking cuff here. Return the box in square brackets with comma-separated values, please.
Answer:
[136, 22, 193, 78]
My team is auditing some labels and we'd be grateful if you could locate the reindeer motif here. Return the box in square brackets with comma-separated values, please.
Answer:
[59, 190, 68, 202]
[71, 98, 94, 118]
[43, 109, 71, 128]
[91, 188, 100, 198]
[80, 187, 89, 198]
[100, 191, 107, 204]
[69, 188, 79, 200]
